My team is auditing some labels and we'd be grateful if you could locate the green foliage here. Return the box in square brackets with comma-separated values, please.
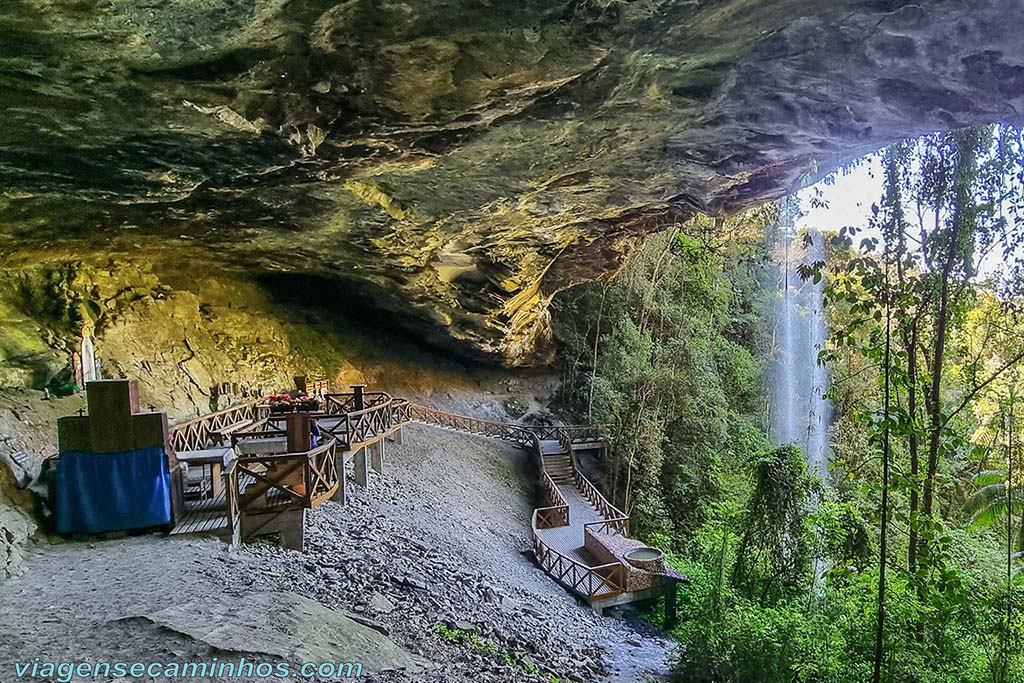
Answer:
[433, 624, 559, 680]
[555, 128, 1024, 682]
[551, 213, 774, 542]
[670, 516, 1024, 683]
[732, 445, 818, 603]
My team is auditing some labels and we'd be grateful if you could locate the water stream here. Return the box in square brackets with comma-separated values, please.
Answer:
[771, 227, 832, 479]
[770, 220, 833, 581]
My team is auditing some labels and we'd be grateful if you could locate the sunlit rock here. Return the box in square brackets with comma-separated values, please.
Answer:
[1, 0, 1022, 363]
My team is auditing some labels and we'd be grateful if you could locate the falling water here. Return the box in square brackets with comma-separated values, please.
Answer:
[771, 226, 832, 482]
[770, 214, 833, 584]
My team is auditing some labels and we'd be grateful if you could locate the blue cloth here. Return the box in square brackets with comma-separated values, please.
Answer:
[56, 445, 172, 534]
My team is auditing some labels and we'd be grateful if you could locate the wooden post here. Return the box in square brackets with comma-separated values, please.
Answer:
[664, 582, 678, 628]
[353, 446, 368, 488]
[351, 384, 366, 411]
[331, 449, 347, 505]
[370, 439, 384, 474]
[285, 413, 311, 453]
[388, 427, 404, 446]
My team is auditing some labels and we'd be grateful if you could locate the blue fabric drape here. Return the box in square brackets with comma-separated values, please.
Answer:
[56, 445, 172, 534]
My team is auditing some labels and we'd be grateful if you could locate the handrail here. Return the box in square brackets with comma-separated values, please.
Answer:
[540, 468, 568, 513]
[304, 439, 340, 506]
[583, 516, 630, 537]
[170, 398, 261, 431]
[231, 427, 288, 447]
[406, 403, 534, 446]
[574, 469, 627, 524]
[234, 439, 339, 511]
[169, 399, 267, 453]
[531, 522, 626, 599]
[345, 399, 397, 450]
[559, 425, 605, 443]
[405, 402, 603, 449]
[322, 392, 392, 415]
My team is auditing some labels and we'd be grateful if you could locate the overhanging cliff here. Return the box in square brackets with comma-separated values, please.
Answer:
[1, 0, 1022, 364]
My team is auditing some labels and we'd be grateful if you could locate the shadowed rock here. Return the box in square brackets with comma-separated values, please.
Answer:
[1, 0, 1022, 363]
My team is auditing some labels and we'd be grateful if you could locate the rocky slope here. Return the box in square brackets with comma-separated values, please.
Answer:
[0, 420, 672, 682]
[2, 0, 1022, 363]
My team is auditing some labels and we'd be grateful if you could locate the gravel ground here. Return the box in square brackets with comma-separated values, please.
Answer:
[0, 423, 674, 682]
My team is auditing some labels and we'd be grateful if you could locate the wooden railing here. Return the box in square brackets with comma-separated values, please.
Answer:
[556, 429, 574, 457]
[305, 440, 340, 507]
[346, 401, 396, 450]
[560, 425, 605, 444]
[583, 517, 630, 537]
[390, 398, 412, 425]
[527, 443, 627, 600]
[234, 439, 340, 512]
[230, 417, 288, 446]
[169, 399, 266, 452]
[406, 403, 534, 446]
[532, 532, 626, 599]
[574, 469, 629, 536]
[402, 402, 604, 452]
[322, 392, 391, 415]
[534, 468, 570, 528]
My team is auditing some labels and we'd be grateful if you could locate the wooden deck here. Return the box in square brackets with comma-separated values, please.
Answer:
[166, 390, 660, 610]
[170, 472, 312, 537]
[536, 484, 604, 565]
[170, 488, 230, 536]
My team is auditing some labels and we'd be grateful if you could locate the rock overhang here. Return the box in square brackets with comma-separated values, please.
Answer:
[2, 0, 1023, 364]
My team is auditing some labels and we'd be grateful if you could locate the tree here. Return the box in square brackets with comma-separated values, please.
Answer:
[732, 444, 817, 603]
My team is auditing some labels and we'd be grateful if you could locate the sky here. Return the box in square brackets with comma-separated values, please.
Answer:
[793, 152, 1014, 281]
[795, 155, 884, 235]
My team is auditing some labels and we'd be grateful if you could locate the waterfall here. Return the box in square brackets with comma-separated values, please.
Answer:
[771, 221, 832, 481]
[771, 214, 833, 584]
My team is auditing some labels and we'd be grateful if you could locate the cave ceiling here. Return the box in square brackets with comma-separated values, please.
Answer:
[1, 0, 1022, 364]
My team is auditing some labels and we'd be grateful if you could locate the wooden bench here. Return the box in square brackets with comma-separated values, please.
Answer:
[211, 418, 255, 444]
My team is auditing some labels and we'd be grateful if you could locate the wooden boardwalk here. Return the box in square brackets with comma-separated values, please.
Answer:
[166, 391, 672, 611]
[401, 407, 636, 605]
[536, 483, 604, 565]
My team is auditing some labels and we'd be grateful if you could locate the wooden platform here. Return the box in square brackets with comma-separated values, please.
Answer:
[169, 489, 230, 536]
[169, 472, 273, 537]
[535, 483, 619, 598]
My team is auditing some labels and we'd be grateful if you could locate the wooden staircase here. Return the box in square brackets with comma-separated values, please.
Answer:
[542, 452, 575, 484]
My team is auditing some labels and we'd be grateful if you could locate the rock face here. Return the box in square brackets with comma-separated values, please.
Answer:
[1, 0, 1022, 364]
[135, 592, 427, 675]
[0, 463, 35, 580]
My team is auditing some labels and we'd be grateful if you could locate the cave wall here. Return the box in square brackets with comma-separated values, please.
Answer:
[0, 0, 1022, 364]
[0, 250, 486, 414]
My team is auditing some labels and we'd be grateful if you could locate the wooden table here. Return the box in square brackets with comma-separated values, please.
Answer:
[177, 447, 233, 497]
[235, 437, 289, 456]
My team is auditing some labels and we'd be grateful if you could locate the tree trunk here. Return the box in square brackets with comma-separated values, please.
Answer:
[873, 254, 894, 683]
[587, 282, 609, 423]
[922, 132, 979, 525]
[907, 320, 920, 573]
